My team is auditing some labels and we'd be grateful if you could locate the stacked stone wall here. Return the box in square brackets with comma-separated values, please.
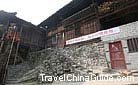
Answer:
[28, 42, 108, 76]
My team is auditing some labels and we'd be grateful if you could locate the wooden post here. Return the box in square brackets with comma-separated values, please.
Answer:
[3, 26, 17, 84]
[0, 21, 9, 53]
[92, 0, 101, 31]
[0, 33, 6, 53]
[14, 26, 23, 66]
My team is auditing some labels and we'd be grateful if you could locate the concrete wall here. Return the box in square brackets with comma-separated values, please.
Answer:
[101, 21, 138, 70]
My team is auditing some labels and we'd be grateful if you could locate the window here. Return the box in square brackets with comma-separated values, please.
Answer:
[52, 35, 57, 44]
[66, 30, 75, 40]
[127, 38, 138, 53]
[75, 23, 81, 37]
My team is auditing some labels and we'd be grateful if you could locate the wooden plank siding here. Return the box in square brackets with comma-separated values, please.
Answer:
[80, 20, 97, 35]
[57, 32, 65, 48]
[45, 0, 138, 48]
[47, 26, 65, 48]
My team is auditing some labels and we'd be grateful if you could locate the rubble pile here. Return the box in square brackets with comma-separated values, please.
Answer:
[18, 43, 109, 83]
[28, 43, 108, 76]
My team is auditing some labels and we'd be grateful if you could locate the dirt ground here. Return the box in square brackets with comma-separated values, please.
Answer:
[82, 77, 138, 85]
[46, 77, 138, 85]
[6, 77, 138, 85]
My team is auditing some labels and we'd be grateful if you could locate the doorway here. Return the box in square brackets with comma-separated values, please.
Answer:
[109, 41, 126, 69]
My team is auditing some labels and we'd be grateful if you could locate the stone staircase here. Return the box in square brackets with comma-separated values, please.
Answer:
[6, 62, 31, 84]
[6, 79, 19, 84]
[0, 54, 8, 84]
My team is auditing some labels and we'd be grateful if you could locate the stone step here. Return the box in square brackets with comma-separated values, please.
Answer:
[6, 79, 19, 84]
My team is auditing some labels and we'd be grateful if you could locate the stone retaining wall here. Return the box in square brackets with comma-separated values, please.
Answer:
[28, 43, 108, 76]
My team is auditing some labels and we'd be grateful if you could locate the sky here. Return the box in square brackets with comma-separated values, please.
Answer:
[0, 0, 72, 25]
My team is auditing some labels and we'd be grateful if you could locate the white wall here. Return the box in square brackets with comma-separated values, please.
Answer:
[101, 21, 138, 70]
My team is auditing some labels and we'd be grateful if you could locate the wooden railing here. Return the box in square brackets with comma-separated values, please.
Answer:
[63, 6, 96, 27]
[98, 0, 138, 15]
